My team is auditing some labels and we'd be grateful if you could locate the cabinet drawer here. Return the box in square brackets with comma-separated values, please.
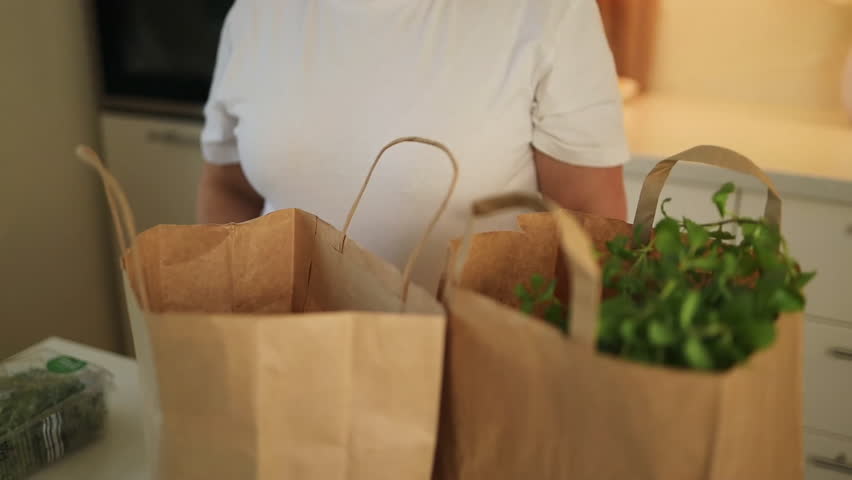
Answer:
[741, 192, 852, 323]
[805, 319, 852, 437]
[805, 432, 852, 480]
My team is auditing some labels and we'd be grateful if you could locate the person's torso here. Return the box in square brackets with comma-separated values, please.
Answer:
[220, 0, 565, 291]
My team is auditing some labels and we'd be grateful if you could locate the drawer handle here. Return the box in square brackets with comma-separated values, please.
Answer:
[810, 454, 852, 474]
[829, 347, 852, 361]
[146, 129, 199, 147]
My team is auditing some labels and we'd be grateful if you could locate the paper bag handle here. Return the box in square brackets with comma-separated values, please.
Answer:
[342, 136, 459, 302]
[633, 145, 782, 242]
[448, 192, 601, 348]
[75, 145, 151, 311]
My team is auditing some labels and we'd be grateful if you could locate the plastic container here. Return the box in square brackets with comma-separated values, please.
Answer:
[0, 348, 112, 480]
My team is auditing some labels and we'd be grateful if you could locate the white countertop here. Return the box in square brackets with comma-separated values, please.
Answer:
[11, 337, 148, 480]
[623, 94, 852, 205]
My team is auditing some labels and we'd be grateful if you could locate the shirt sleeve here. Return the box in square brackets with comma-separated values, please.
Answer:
[201, 7, 240, 165]
[531, 0, 629, 168]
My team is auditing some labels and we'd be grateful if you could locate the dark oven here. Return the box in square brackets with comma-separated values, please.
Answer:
[93, 0, 234, 118]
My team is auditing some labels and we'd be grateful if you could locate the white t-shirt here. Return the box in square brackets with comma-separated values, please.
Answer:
[201, 0, 629, 293]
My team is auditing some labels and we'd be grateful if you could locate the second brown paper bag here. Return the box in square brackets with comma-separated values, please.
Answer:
[435, 146, 802, 480]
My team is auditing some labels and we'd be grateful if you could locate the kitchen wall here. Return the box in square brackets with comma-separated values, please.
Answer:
[649, 0, 852, 112]
[0, 1, 122, 357]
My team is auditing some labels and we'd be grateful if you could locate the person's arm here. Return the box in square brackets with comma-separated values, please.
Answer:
[196, 5, 261, 224]
[531, 0, 630, 221]
[197, 163, 264, 224]
[534, 148, 627, 221]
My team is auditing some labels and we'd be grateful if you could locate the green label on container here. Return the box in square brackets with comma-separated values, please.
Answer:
[46, 355, 87, 374]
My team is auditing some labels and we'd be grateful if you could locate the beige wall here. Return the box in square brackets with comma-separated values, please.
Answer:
[649, 0, 852, 111]
[0, 1, 122, 357]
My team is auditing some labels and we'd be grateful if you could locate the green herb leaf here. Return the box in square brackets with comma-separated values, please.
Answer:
[710, 341, 744, 370]
[684, 336, 714, 370]
[703, 324, 723, 337]
[621, 275, 644, 296]
[654, 218, 682, 257]
[544, 303, 567, 331]
[679, 290, 700, 328]
[607, 236, 635, 261]
[530, 274, 545, 291]
[540, 279, 556, 301]
[649, 321, 677, 347]
[601, 295, 634, 320]
[712, 182, 735, 217]
[722, 252, 738, 276]
[792, 271, 816, 290]
[701, 316, 724, 338]
[736, 254, 758, 277]
[756, 265, 787, 303]
[741, 222, 758, 240]
[660, 279, 677, 299]
[620, 321, 637, 342]
[597, 307, 621, 344]
[739, 321, 776, 350]
[771, 288, 805, 312]
[723, 290, 754, 322]
[690, 253, 719, 271]
[628, 344, 654, 364]
[603, 257, 622, 287]
[685, 219, 710, 253]
[515, 284, 530, 302]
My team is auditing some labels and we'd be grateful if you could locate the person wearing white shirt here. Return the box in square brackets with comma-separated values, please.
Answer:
[198, 0, 630, 294]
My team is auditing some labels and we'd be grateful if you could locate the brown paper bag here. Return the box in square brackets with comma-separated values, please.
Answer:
[77, 137, 457, 480]
[435, 146, 803, 480]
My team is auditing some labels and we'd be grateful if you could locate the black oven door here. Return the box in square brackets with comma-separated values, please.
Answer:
[94, 0, 234, 117]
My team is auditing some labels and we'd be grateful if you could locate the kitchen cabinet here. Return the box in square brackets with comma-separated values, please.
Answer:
[805, 432, 852, 480]
[803, 318, 852, 438]
[99, 112, 205, 354]
[100, 112, 204, 231]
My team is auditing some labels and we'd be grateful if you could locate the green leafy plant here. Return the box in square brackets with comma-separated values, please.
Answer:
[516, 182, 815, 371]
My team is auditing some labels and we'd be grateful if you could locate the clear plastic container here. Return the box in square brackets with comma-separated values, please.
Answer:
[0, 348, 113, 480]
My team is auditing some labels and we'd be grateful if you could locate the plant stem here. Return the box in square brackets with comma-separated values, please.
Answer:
[698, 217, 762, 229]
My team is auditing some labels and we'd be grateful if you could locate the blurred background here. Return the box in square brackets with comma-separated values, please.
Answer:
[0, 0, 850, 357]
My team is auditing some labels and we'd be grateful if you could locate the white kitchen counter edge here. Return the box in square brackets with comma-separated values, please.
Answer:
[625, 154, 852, 206]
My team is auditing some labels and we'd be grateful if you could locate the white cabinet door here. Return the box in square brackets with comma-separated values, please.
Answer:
[804, 318, 852, 438]
[741, 191, 852, 324]
[805, 432, 852, 480]
[100, 112, 205, 231]
[99, 112, 205, 355]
